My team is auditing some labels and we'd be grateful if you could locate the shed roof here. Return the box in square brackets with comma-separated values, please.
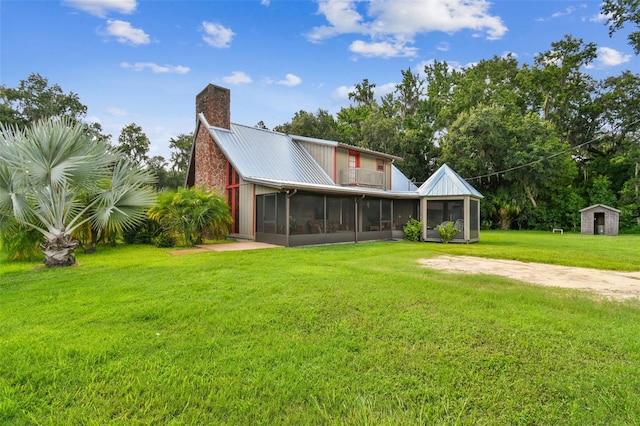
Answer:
[579, 204, 620, 213]
[417, 164, 483, 198]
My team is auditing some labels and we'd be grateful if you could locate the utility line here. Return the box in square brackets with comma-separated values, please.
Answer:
[464, 118, 640, 181]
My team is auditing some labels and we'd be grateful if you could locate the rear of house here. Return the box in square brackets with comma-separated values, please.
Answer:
[186, 84, 482, 246]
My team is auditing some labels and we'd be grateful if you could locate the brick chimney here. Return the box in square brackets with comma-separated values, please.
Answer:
[190, 84, 231, 191]
[196, 84, 230, 129]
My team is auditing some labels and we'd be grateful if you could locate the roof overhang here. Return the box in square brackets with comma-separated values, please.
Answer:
[244, 176, 419, 199]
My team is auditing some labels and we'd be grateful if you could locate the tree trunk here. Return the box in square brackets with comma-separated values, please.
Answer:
[41, 234, 79, 267]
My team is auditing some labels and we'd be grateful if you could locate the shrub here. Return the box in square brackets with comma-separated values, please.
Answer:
[154, 232, 177, 248]
[403, 218, 423, 242]
[148, 187, 232, 247]
[437, 221, 460, 243]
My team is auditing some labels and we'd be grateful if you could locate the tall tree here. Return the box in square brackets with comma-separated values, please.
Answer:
[165, 133, 193, 189]
[273, 109, 339, 140]
[0, 73, 87, 128]
[602, 0, 640, 54]
[0, 118, 156, 266]
[394, 68, 425, 120]
[349, 78, 377, 108]
[118, 123, 150, 166]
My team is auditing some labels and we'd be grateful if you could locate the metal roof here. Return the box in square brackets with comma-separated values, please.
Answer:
[392, 165, 418, 192]
[208, 121, 335, 186]
[417, 164, 483, 198]
[198, 114, 443, 199]
[579, 204, 620, 213]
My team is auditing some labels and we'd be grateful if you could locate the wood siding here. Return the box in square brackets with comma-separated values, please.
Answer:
[580, 205, 620, 236]
[297, 141, 335, 181]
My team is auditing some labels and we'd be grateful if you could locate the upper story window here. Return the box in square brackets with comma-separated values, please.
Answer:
[376, 159, 385, 172]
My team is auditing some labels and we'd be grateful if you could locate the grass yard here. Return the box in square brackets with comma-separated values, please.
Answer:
[1, 231, 640, 424]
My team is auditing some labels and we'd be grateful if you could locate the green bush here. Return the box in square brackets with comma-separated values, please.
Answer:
[437, 221, 460, 243]
[154, 232, 177, 248]
[403, 218, 423, 242]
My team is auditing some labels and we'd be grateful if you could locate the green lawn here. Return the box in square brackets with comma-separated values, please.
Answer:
[1, 231, 639, 424]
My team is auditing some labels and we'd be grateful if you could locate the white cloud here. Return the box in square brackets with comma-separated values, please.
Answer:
[104, 20, 150, 45]
[202, 21, 235, 48]
[436, 42, 450, 52]
[120, 62, 190, 74]
[350, 39, 418, 58]
[277, 74, 302, 87]
[63, 0, 136, 17]
[260, 0, 270, 5]
[332, 85, 354, 101]
[223, 71, 252, 84]
[590, 12, 611, 23]
[105, 107, 128, 117]
[307, 0, 507, 58]
[597, 47, 632, 66]
[535, 6, 575, 22]
[375, 82, 396, 97]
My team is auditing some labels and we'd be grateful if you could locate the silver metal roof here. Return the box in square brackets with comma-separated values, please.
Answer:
[417, 164, 483, 198]
[392, 165, 418, 192]
[209, 122, 335, 186]
[199, 115, 438, 199]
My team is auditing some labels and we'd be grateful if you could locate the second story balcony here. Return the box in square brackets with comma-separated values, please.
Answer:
[339, 168, 384, 189]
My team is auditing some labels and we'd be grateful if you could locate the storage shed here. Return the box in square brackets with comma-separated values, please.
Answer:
[579, 204, 620, 236]
[418, 164, 484, 243]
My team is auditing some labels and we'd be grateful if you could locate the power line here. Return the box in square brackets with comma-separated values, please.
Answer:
[464, 119, 640, 181]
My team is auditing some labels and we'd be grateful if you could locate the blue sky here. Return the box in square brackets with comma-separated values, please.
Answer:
[1, 0, 637, 160]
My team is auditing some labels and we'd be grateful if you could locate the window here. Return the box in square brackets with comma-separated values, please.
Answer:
[348, 150, 360, 169]
[376, 159, 385, 172]
[226, 161, 240, 234]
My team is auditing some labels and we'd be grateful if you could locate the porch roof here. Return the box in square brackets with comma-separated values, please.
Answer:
[417, 164, 483, 198]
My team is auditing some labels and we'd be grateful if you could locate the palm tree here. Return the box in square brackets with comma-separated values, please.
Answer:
[0, 117, 156, 267]
[148, 187, 232, 247]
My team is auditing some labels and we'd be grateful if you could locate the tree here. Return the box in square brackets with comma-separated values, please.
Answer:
[602, 0, 640, 54]
[273, 109, 339, 140]
[118, 123, 150, 166]
[0, 73, 87, 128]
[440, 104, 576, 229]
[163, 133, 193, 189]
[349, 78, 377, 107]
[0, 118, 156, 267]
[148, 187, 232, 247]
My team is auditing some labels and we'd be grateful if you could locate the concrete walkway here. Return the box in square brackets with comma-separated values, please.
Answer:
[169, 241, 280, 256]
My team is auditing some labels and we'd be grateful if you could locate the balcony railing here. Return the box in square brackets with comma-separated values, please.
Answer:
[339, 168, 384, 188]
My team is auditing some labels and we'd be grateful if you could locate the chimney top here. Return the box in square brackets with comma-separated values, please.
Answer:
[196, 84, 230, 130]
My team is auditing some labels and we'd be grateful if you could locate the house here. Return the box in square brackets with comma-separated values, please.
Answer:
[186, 84, 483, 246]
[580, 204, 620, 236]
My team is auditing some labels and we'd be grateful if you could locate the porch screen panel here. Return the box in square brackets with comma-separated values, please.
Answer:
[394, 200, 418, 231]
[361, 199, 381, 231]
[256, 195, 264, 233]
[470, 199, 479, 239]
[326, 196, 355, 232]
[277, 193, 286, 234]
[381, 199, 392, 230]
[426, 201, 444, 229]
[290, 193, 325, 234]
[427, 200, 464, 239]
[263, 194, 277, 234]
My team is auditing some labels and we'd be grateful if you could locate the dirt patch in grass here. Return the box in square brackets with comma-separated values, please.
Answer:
[420, 256, 640, 301]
